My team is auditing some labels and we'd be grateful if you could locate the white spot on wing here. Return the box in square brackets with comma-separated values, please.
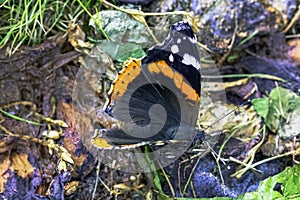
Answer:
[171, 45, 179, 53]
[169, 54, 174, 62]
[182, 53, 200, 69]
[188, 36, 197, 44]
[177, 38, 181, 44]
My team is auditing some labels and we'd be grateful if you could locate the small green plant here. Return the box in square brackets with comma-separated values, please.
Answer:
[0, 0, 98, 55]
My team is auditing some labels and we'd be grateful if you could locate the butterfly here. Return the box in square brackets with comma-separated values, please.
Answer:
[92, 21, 202, 153]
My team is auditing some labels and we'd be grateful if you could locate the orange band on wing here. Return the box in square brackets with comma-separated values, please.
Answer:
[147, 61, 200, 103]
[109, 59, 141, 101]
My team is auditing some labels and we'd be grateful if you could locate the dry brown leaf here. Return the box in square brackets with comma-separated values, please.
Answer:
[0, 153, 34, 192]
[68, 24, 91, 49]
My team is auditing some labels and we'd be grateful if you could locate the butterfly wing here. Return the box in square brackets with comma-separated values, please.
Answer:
[102, 21, 201, 147]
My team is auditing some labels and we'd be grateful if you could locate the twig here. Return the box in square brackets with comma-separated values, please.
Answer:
[159, 162, 175, 197]
[92, 161, 102, 200]
[231, 125, 266, 178]
[282, 5, 300, 33]
[217, 10, 238, 66]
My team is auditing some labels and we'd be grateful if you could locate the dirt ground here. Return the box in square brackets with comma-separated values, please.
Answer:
[0, 0, 300, 199]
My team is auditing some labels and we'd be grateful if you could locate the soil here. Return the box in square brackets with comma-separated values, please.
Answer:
[0, 0, 299, 199]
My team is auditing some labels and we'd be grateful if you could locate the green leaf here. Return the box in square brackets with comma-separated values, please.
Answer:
[89, 10, 154, 48]
[98, 41, 146, 62]
[89, 10, 154, 61]
[253, 87, 300, 138]
[237, 165, 300, 200]
[252, 98, 269, 119]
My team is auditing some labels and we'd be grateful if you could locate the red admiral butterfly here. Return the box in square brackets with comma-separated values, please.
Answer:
[92, 21, 202, 151]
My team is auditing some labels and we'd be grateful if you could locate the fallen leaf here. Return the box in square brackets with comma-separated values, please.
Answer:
[0, 153, 35, 192]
